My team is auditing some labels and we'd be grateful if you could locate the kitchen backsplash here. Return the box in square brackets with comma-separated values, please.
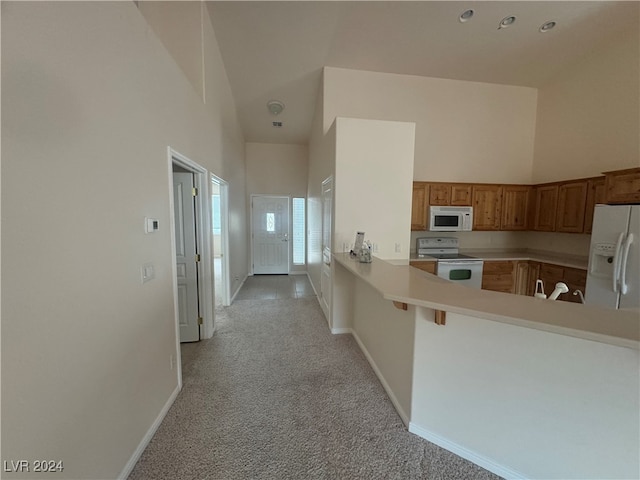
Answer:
[410, 230, 591, 257]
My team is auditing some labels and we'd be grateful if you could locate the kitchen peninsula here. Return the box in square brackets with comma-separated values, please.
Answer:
[332, 252, 639, 480]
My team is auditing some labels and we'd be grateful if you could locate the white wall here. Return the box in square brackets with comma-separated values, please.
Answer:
[324, 67, 538, 185]
[1, 3, 246, 479]
[334, 117, 415, 260]
[246, 142, 308, 273]
[411, 310, 640, 479]
[246, 143, 308, 197]
[532, 25, 640, 183]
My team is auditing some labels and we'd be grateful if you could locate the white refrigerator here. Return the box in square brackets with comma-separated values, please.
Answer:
[585, 204, 640, 309]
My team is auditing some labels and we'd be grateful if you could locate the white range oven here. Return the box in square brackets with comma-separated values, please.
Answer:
[417, 237, 484, 289]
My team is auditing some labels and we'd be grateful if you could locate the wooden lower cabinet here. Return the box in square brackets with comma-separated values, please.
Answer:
[533, 262, 586, 302]
[481, 260, 516, 293]
[410, 261, 437, 275]
[483, 260, 587, 302]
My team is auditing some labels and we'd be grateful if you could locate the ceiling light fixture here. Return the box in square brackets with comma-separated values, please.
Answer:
[539, 21, 556, 33]
[459, 9, 474, 23]
[267, 100, 285, 116]
[498, 15, 517, 29]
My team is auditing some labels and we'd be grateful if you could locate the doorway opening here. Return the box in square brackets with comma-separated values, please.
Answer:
[168, 148, 214, 353]
[211, 174, 230, 312]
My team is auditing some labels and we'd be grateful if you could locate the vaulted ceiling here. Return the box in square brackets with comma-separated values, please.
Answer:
[207, 1, 639, 145]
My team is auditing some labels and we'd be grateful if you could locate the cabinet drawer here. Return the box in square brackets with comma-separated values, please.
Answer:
[483, 261, 515, 274]
[482, 273, 515, 287]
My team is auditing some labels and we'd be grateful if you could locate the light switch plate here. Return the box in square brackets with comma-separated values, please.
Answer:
[141, 264, 155, 283]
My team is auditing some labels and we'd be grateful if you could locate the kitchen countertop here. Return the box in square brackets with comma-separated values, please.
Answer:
[410, 249, 589, 270]
[334, 252, 639, 349]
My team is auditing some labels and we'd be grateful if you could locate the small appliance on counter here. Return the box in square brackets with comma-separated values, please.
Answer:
[416, 237, 483, 288]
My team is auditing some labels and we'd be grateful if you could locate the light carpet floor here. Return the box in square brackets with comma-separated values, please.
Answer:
[129, 296, 502, 480]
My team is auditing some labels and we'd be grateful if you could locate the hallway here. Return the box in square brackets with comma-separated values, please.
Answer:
[129, 275, 500, 479]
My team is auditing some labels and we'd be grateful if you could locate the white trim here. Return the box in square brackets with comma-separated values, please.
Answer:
[330, 327, 352, 335]
[350, 329, 409, 426]
[168, 147, 215, 342]
[210, 173, 231, 307]
[230, 274, 248, 303]
[118, 384, 180, 480]
[407, 423, 527, 480]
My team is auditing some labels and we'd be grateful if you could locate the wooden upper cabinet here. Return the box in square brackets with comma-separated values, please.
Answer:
[556, 181, 588, 233]
[472, 185, 503, 230]
[450, 184, 473, 206]
[501, 185, 531, 231]
[429, 184, 450, 206]
[584, 177, 606, 234]
[411, 183, 429, 231]
[604, 168, 640, 204]
[533, 185, 559, 231]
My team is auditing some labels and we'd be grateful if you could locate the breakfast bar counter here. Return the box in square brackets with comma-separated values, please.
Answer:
[334, 252, 639, 349]
[330, 253, 639, 479]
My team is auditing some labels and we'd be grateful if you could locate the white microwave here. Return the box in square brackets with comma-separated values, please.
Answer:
[429, 206, 473, 231]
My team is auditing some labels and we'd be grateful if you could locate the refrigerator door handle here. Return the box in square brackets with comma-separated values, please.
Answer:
[612, 232, 625, 293]
[619, 233, 634, 295]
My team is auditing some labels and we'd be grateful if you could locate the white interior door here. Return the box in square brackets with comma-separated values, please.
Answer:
[320, 177, 333, 318]
[173, 172, 200, 342]
[252, 196, 290, 274]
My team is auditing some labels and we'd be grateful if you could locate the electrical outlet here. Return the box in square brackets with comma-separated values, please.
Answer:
[395, 243, 401, 253]
[169, 354, 175, 370]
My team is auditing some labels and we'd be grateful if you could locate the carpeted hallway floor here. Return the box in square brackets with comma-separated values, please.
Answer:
[129, 275, 502, 480]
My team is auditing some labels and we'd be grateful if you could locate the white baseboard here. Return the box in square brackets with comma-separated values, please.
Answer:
[230, 274, 248, 303]
[118, 384, 181, 480]
[408, 423, 526, 480]
[331, 327, 352, 334]
[350, 330, 409, 426]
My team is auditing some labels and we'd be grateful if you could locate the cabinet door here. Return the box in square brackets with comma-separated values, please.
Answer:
[450, 184, 472, 206]
[411, 183, 429, 231]
[429, 184, 450, 206]
[481, 260, 515, 293]
[514, 261, 530, 295]
[501, 186, 531, 231]
[583, 177, 606, 234]
[604, 168, 640, 204]
[527, 261, 541, 296]
[472, 185, 503, 230]
[556, 181, 588, 233]
[539, 263, 564, 298]
[563, 267, 587, 303]
[533, 185, 559, 231]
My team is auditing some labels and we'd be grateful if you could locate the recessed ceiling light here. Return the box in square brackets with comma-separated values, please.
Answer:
[539, 21, 556, 33]
[498, 15, 517, 29]
[459, 9, 474, 23]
